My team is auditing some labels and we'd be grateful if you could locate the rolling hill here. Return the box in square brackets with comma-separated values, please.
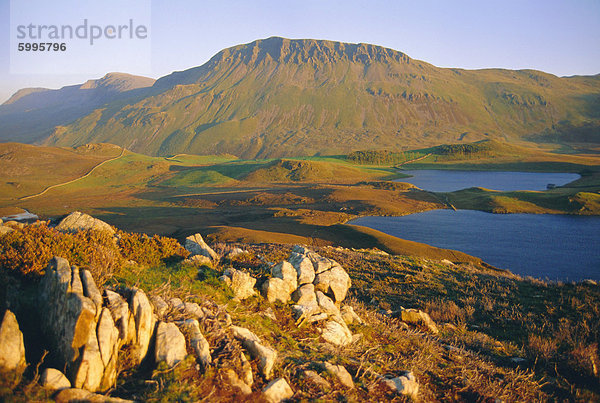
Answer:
[3, 37, 599, 157]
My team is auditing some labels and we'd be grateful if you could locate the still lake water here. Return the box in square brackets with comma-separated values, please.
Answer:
[398, 170, 580, 192]
[349, 170, 600, 281]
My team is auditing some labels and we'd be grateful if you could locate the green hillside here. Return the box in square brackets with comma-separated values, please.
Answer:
[43, 37, 599, 158]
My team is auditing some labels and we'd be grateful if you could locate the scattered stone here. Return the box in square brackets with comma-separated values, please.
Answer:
[398, 308, 439, 333]
[150, 295, 169, 317]
[179, 319, 211, 368]
[301, 370, 331, 390]
[321, 362, 355, 389]
[40, 368, 71, 390]
[231, 326, 277, 379]
[55, 211, 115, 234]
[185, 233, 219, 261]
[380, 371, 419, 399]
[441, 259, 454, 266]
[510, 357, 527, 364]
[130, 288, 156, 364]
[320, 319, 353, 346]
[226, 247, 246, 258]
[263, 378, 293, 403]
[223, 369, 252, 395]
[222, 268, 257, 300]
[0, 310, 26, 384]
[155, 322, 187, 367]
[340, 305, 363, 325]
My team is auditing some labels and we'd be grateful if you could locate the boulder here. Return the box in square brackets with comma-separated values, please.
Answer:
[399, 308, 438, 334]
[222, 268, 257, 300]
[96, 308, 119, 390]
[40, 368, 71, 390]
[184, 233, 219, 261]
[314, 265, 351, 302]
[55, 211, 114, 234]
[130, 288, 156, 364]
[292, 302, 320, 321]
[341, 305, 363, 325]
[292, 283, 317, 305]
[169, 297, 185, 311]
[271, 261, 297, 292]
[307, 252, 335, 274]
[0, 310, 26, 383]
[231, 326, 277, 379]
[288, 252, 315, 284]
[263, 378, 294, 403]
[155, 322, 187, 367]
[381, 371, 419, 399]
[262, 278, 293, 304]
[320, 319, 353, 346]
[322, 362, 354, 389]
[179, 319, 211, 368]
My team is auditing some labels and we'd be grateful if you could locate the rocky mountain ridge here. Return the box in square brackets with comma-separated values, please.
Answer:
[2, 37, 598, 157]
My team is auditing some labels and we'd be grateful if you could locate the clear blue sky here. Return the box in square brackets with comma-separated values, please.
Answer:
[1, 0, 599, 103]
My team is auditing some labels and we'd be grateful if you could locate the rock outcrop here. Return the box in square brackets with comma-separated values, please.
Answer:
[0, 310, 27, 385]
[263, 246, 356, 346]
[39, 257, 158, 392]
[55, 211, 115, 234]
[179, 319, 211, 368]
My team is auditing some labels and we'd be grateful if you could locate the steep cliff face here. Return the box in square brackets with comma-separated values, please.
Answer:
[9, 37, 600, 157]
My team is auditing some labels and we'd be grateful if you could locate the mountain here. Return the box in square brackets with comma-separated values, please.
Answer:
[0, 73, 155, 143]
[6, 37, 600, 157]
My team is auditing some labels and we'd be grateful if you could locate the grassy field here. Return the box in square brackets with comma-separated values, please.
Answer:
[1, 140, 599, 264]
[2, 224, 598, 401]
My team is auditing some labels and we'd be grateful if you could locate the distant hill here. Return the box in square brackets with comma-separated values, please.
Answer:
[0, 73, 155, 143]
[3, 37, 600, 157]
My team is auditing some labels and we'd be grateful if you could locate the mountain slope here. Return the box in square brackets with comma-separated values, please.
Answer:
[16, 37, 600, 157]
[0, 73, 155, 143]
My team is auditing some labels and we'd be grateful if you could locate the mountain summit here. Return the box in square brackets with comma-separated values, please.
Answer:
[4, 37, 600, 157]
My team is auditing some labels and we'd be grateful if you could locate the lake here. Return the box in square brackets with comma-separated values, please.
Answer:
[350, 211, 600, 281]
[350, 170, 599, 281]
[397, 170, 580, 192]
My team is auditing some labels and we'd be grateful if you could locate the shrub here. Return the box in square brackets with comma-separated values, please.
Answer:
[117, 231, 189, 266]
